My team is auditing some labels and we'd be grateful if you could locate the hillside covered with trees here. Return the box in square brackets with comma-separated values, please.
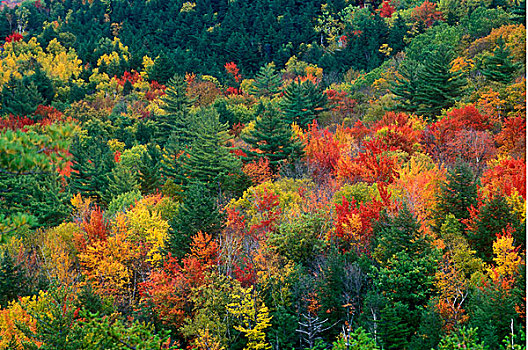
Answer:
[0, 0, 526, 348]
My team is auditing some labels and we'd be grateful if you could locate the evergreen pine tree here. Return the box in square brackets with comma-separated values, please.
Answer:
[182, 108, 241, 192]
[30, 65, 55, 105]
[105, 164, 140, 203]
[414, 49, 466, 119]
[250, 63, 282, 98]
[480, 36, 518, 84]
[69, 136, 115, 203]
[390, 59, 422, 114]
[155, 74, 194, 147]
[0, 75, 43, 117]
[379, 302, 412, 350]
[166, 182, 223, 258]
[280, 79, 327, 128]
[241, 102, 303, 172]
[510, 0, 526, 24]
[435, 161, 478, 226]
[138, 144, 162, 195]
[147, 51, 176, 85]
[0, 250, 26, 308]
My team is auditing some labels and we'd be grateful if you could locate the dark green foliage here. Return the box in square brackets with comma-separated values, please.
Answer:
[414, 50, 466, 119]
[138, 144, 162, 195]
[436, 162, 478, 226]
[182, 108, 241, 192]
[68, 136, 115, 203]
[379, 302, 412, 350]
[480, 37, 519, 84]
[0, 76, 43, 117]
[242, 102, 303, 172]
[29, 66, 55, 106]
[280, 79, 327, 128]
[167, 182, 223, 258]
[389, 59, 422, 114]
[155, 74, 193, 147]
[105, 165, 140, 203]
[0, 250, 26, 308]
[148, 52, 177, 85]
[466, 194, 522, 263]
[122, 79, 133, 95]
[250, 63, 282, 98]
[510, 0, 526, 24]
[373, 206, 440, 346]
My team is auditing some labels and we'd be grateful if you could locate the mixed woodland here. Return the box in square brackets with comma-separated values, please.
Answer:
[0, 0, 526, 348]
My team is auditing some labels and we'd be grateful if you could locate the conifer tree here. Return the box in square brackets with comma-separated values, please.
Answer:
[480, 37, 518, 84]
[242, 102, 303, 172]
[105, 164, 140, 203]
[390, 59, 422, 114]
[0, 250, 26, 308]
[280, 79, 327, 128]
[138, 144, 162, 195]
[167, 182, 223, 258]
[436, 162, 477, 226]
[414, 49, 466, 119]
[0, 76, 43, 117]
[155, 74, 193, 147]
[182, 108, 241, 192]
[69, 136, 115, 203]
[250, 63, 282, 98]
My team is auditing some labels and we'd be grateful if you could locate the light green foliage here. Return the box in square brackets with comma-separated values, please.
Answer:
[332, 327, 379, 350]
[437, 327, 489, 350]
[107, 190, 143, 217]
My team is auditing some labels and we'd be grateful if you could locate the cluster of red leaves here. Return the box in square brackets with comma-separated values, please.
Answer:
[34, 105, 64, 125]
[495, 115, 526, 158]
[73, 207, 110, 252]
[224, 61, 242, 83]
[332, 195, 384, 254]
[411, 0, 443, 28]
[372, 112, 422, 155]
[225, 86, 241, 96]
[0, 115, 35, 131]
[140, 232, 218, 328]
[115, 70, 141, 86]
[422, 105, 496, 165]
[242, 158, 274, 186]
[337, 138, 399, 184]
[481, 158, 526, 199]
[303, 121, 345, 178]
[325, 89, 356, 115]
[5, 32, 23, 43]
[249, 186, 281, 239]
[145, 81, 166, 101]
[378, 0, 395, 18]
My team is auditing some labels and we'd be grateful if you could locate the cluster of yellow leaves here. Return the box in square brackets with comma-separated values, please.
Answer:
[487, 232, 524, 283]
[389, 154, 446, 235]
[0, 38, 82, 89]
[0, 291, 50, 349]
[226, 286, 272, 350]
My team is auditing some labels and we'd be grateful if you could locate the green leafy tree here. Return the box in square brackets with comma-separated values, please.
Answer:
[437, 327, 488, 350]
[105, 164, 140, 203]
[242, 102, 303, 172]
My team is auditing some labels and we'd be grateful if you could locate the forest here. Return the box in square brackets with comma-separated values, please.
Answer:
[0, 0, 526, 348]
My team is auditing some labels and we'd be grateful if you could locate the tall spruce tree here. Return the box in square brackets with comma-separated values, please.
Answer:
[166, 182, 223, 258]
[280, 79, 327, 128]
[435, 161, 478, 227]
[241, 102, 303, 172]
[138, 144, 162, 195]
[182, 108, 241, 193]
[480, 36, 518, 84]
[250, 63, 282, 98]
[390, 59, 422, 114]
[155, 74, 193, 147]
[413, 49, 466, 119]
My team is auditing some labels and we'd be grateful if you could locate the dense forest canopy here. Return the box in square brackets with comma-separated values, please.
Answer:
[0, 0, 526, 348]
